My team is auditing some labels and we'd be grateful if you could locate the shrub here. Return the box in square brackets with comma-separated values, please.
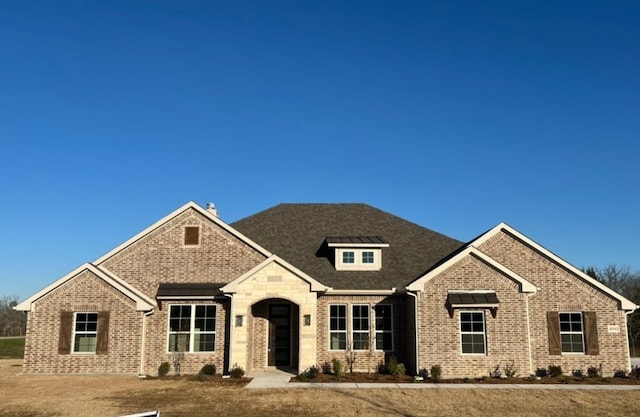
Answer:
[587, 366, 600, 378]
[158, 362, 170, 377]
[631, 366, 640, 380]
[331, 358, 345, 382]
[548, 365, 562, 377]
[535, 368, 548, 378]
[382, 355, 406, 376]
[504, 361, 517, 378]
[613, 369, 627, 378]
[199, 364, 216, 376]
[418, 368, 429, 380]
[571, 369, 584, 378]
[229, 364, 245, 379]
[321, 361, 332, 375]
[298, 365, 320, 381]
[490, 364, 502, 378]
[430, 365, 442, 381]
[393, 363, 406, 377]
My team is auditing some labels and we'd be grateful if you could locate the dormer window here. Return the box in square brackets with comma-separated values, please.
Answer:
[326, 237, 389, 271]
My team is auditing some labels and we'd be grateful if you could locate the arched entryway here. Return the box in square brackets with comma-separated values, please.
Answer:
[249, 298, 299, 371]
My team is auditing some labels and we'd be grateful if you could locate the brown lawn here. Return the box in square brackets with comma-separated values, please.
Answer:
[2, 359, 640, 417]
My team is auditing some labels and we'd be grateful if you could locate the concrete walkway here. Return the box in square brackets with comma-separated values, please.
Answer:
[246, 371, 640, 390]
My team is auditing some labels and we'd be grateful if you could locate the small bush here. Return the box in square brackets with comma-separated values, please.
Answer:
[382, 355, 406, 376]
[331, 358, 345, 382]
[535, 368, 548, 378]
[158, 362, 170, 377]
[571, 369, 584, 378]
[321, 361, 332, 374]
[418, 368, 429, 379]
[298, 365, 320, 381]
[490, 364, 502, 378]
[504, 361, 517, 378]
[229, 364, 245, 379]
[199, 364, 216, 376]
[587, 366, 600, 378]
[430, 364, 442, 381]
[631, 366, 640, 380]
[613, 369, 627, 378]
[548, 365, 562, 377]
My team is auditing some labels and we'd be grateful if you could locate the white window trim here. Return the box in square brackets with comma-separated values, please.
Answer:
[328, 304, 348, 351]
[351, 304, 370, 351]
[336, 248, 382, 271]
[167, 304, 216, 353]
[459, 311, 487, 356]
[559, 311, 585, 354]
[374, 304, 394, 352]
[72, 312, 98, 354]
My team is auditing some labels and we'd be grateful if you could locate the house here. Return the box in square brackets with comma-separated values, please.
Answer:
[16, 202, 638, 378]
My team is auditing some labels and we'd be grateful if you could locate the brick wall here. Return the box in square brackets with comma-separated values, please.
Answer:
[23, 269, 141, 374]
[316, 294, 408, 373]
[478, 230, 631, 376]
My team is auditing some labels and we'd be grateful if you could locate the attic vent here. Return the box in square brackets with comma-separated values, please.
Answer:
[184, 226, 200, 245]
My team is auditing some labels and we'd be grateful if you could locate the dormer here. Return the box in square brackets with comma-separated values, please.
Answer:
[325, 236, 389, 271]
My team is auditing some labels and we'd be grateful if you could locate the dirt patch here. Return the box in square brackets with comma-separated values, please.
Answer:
[2, 360, 640, 417]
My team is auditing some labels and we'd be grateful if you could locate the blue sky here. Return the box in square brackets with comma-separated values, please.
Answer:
[1, 1, 638, 300]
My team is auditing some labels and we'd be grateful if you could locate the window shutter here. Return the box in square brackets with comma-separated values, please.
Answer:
[96, 311, 110, 355]
[584, 312, 599, 355]
[58, 311, 73, 355]
[547, 311, 561, 355]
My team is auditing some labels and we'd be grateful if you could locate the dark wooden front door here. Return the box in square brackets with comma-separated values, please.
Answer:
[268, 304, 291, 367]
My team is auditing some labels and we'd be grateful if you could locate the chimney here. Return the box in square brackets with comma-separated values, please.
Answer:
[206, 202, 218, 217]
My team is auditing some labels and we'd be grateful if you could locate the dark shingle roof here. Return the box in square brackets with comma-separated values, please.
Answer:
[232, 204, 464, 290]
[325, 236, 387, 245]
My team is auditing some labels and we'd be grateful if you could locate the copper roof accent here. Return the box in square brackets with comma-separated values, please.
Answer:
[156, 283, 225, 298]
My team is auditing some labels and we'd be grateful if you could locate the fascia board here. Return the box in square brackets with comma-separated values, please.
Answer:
[327, 243, 390, 248]
[406, 247, 537, 293]
[14, 263, 155, 311]
[475, 223, 638, 311]
[94, 201, 272, 265]
[221, 255, 329, 293]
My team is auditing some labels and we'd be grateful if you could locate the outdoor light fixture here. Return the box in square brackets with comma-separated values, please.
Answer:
[235, 315, 244, 327]
[304, 314, 311, 326]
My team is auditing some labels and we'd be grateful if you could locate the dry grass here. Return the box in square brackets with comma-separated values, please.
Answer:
[2, 359, 640, 417]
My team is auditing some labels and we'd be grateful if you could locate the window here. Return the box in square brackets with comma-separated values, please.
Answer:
[559, 312, 584, 353]
[374, 305, 393, 351]
[342, 251, 355, 264]
[362, 251, 374, 264]
[73, 312, 98, 353]
[184, 226, 200, 245]
[329, 305, 347, 350]
[352, 305, 370, 350]
[460, 312, 486, 354]
[168, 305, 216, 352]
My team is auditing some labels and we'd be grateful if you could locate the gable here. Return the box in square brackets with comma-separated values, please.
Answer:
[15, 264, 154, 311]
[473, 223, 638, 311]
[96, 202, 270, 297]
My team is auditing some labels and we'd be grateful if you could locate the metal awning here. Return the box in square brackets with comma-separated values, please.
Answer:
[156, 283, 225, 300]
[446, 292, 499, 308]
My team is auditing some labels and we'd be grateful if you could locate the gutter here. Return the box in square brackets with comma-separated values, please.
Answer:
[138, 308, 155, 378]
[524, 293, 534, 376]
[224, 293, 234, 374]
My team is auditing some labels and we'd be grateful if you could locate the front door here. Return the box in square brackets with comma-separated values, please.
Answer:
[268, 304, 291, 367]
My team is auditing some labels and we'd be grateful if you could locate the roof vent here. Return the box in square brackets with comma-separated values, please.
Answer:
[206, 202, 218, 217]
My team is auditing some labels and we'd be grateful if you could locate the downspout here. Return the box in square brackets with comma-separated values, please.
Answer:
[224, 293, 234, 375]
[407, 291, 420, 376]
[524, 293, 534, 376]
[138, 308, 155, 378]
[624, 308, 637, 372]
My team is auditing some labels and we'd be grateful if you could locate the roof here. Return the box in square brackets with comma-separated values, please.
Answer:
[232, 204, 464, 290]
[325, 236, 388, 246]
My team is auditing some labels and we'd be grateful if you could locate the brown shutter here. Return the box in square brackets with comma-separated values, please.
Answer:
[547, 311, 561, 355]
[96, 311, 110, 355]
[584, 312, 599, 355]
[58, 311, 73, 354]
